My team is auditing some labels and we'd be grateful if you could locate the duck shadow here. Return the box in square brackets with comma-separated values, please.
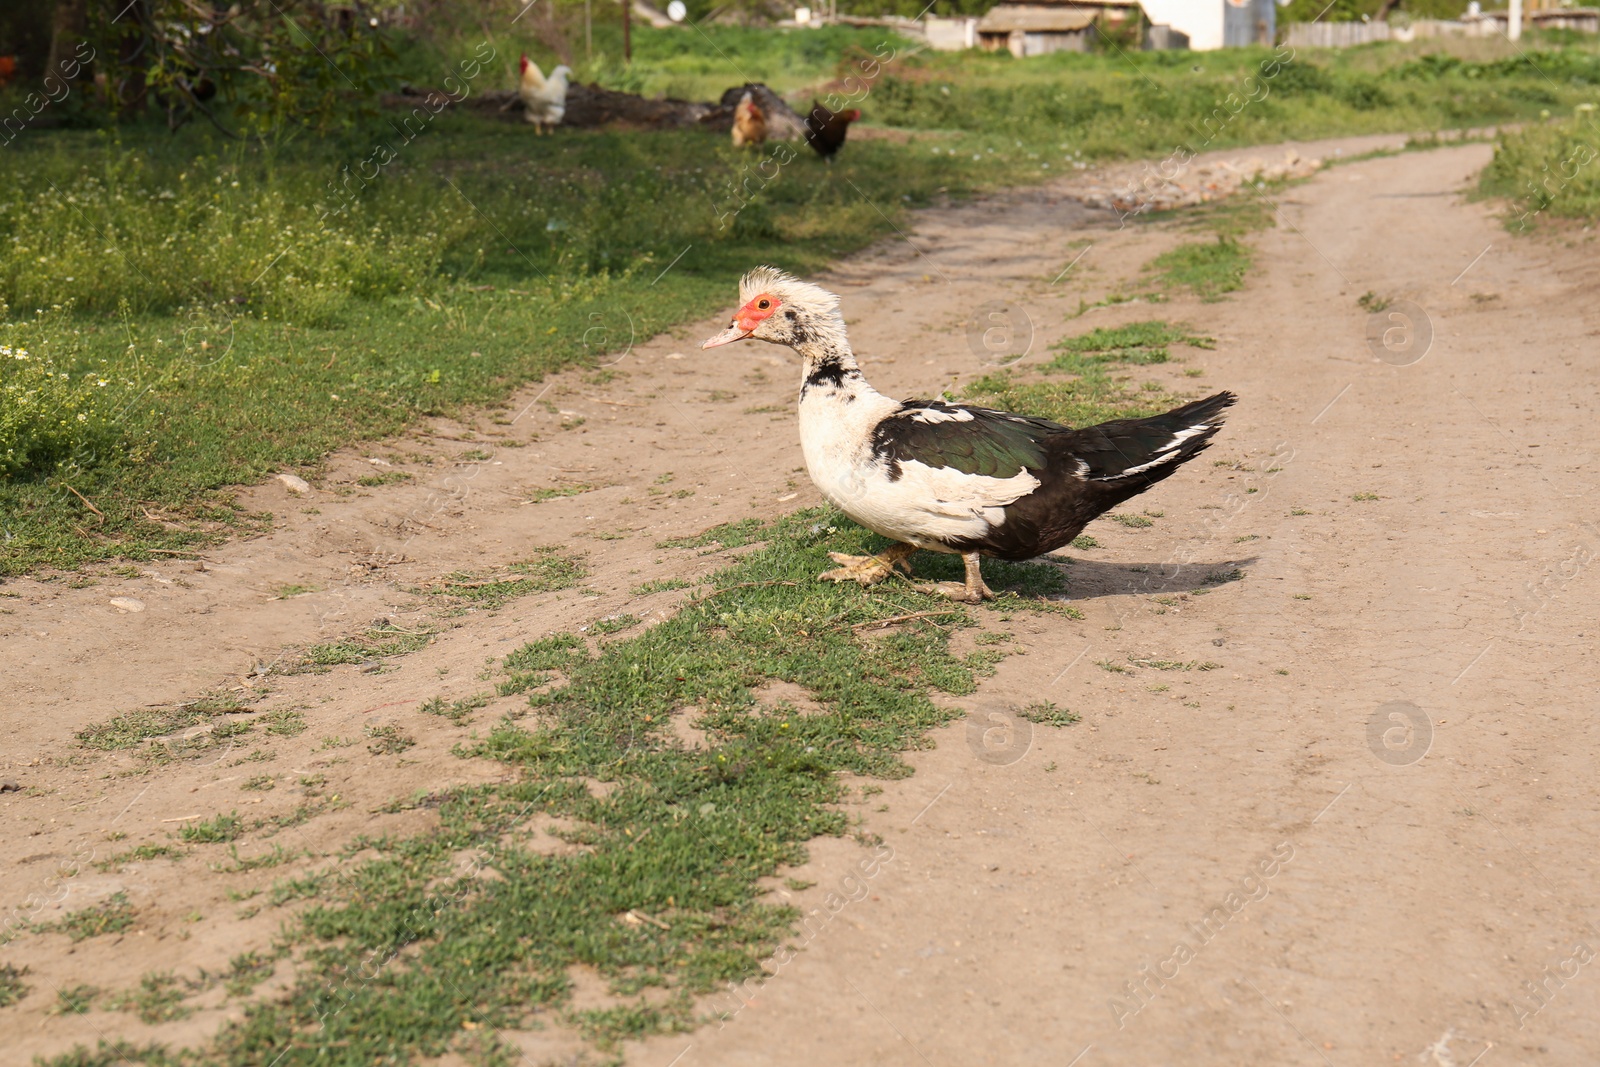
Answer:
[914, 552, 1262, 602]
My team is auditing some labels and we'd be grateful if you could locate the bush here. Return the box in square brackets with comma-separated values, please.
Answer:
[0, 309, 125, 480]
[1480, 114, 1600, 227]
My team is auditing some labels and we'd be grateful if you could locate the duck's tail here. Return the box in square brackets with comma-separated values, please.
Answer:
[1067, 390, 1237, 499]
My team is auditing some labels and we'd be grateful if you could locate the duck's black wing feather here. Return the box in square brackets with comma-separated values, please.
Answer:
[870, 400, 1062, 481]
[871, 393, 1237, 561]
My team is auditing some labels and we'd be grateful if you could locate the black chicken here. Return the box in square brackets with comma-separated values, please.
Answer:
[804, 103, 860, 162]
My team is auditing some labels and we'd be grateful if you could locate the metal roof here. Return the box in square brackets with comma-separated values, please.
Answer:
[977, 4, 1098, 33]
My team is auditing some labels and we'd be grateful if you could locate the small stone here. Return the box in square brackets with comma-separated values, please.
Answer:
[275, 473, 311, 494]
[109, 597, 145, 613]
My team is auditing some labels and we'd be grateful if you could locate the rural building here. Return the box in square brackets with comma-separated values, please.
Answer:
[1139, 0, 1275, 50]
[975, 0, 1142, 57]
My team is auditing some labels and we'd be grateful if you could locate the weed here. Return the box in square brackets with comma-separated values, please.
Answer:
[180, 813, 245, 844]
[364, 723, 416, 755]
[261, 709, 308, 736]
[432, 551, 588, 610]
[589, 613, 641, 636]
[0, 963, 28, 1008]
[632, 578, 691, 595]
[1018, 701, 1080, 727]
[50, 892, 136, 941]
[1203, 569, 1245, 585]
[1109, 514, 1154, 529]
[302, 621, 437, 666]
[1096, 660, 1133, 674]
[223, 952, 278, 998]
[94, 844, 182, 872]
[51, 984, 98, 1015]
[420, 693, 490, 725]
[1146, 237, 1252, 301]
[210, 843, 298, 874]
[1357, 291, 1392, 313]
[526, 485, 593, 503]
[1071, 535, 1100, 549]
[1129, 658, 1223, 671]
[1353, 492, 1380, 501]
[108, 972, 190, 1025]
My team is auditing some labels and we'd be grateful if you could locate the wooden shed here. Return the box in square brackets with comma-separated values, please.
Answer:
[976, 0, 1143, 57]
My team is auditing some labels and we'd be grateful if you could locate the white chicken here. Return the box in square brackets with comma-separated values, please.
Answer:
[518, 55, 571, 134]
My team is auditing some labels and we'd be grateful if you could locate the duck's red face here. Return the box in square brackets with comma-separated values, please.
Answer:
[702, 293, 782, 349]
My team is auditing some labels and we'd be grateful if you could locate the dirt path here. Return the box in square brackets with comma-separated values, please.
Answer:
[4, 133, 1598, 1066]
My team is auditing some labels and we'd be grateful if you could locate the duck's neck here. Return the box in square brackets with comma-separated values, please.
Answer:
[796, 322, 879, 403]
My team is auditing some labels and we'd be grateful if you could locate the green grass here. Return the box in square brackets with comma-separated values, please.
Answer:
[1017, 701, 1080, 727]
[1480, 111, 1600, 227]
[179, 813, 246, 845]
[47, 892, 137, 942]
[363, 723, 416, 755]
[0, 962, 28, 1008]
[3, 33, 1595, 575]
[965, 318, 1206, 427]
[108, 973, 191, 1026]
[94, 844, 183, 872]
[420, 693, 491, 726]
[1042, 321, 1213, 376]
[43, 507, 1071, 1063]
[429, 552, 588, 611]
[1145, 237, 1253, 302]
[52, 984, 99, 1016]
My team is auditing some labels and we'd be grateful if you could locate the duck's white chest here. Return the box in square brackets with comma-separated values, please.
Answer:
[797, 392, 892, 504]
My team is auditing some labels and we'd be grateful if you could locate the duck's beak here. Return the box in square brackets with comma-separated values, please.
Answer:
[701, 322, 752, 350]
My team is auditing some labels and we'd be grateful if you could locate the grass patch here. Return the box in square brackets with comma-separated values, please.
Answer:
[0, 962, 28, 1008]
[1145, 237, 1253, 301]
[94, 843, 183, 872]
[261, 709, 308, 737]
[1109, 514, 1154, 529]
[1018, 701, 1080, 727]
[143, 506, 1100, 1061]
[1480, 112, 1600, 228]
[1128, 658, 1224, 671]
[420, 693, 491, 725]
[108, 973, 191, 1025]
[76, 707, 212, 751]
[589, 613, 642, 636]
[179, 813, 245, 845]
[364, 723, 416, 755]
[301, 620, 437, 667]
[430, 551, 588, 611]
[632, 578, 692, 595]
[51, 984, 99, 1016]
[1042, 321, 1213, 376]
[48, 892, 136, 941]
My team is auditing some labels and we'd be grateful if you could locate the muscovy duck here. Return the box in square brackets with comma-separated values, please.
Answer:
[702, 267, 1236, 602]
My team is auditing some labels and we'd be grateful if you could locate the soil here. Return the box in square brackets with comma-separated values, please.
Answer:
[4, 132, 1598, 1067]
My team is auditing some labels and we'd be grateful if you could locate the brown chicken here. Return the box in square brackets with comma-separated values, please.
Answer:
[732, 91, 768, 149]
[732, 91, 767, 148]
[804, 103, 859, 162]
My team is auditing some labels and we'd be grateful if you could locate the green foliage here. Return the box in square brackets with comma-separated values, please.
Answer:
[1, 34, 1592, 574]
[1018, 700, 1079, 727]
[1480, 113, 1600, 228]
[52, 984, 99, 1015]
[1146, 237, 1253, 301]
[420, 693, 491, 725]
[49, 892, 136, 941]
[364, 723, 416, 755]
[107, 972, 191, 1025]
[179, 813, 245, 844]
[432, 552, 588, 609]
[0, 312, 129, 480]
[0, 962, 28, 1008]
[1043, 321, 1212, 375]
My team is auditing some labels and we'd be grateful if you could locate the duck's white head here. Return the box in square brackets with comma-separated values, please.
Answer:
[701, 266, 847, 352]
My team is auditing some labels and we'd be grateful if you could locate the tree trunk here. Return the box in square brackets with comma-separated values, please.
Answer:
[47, 0, 90, 76]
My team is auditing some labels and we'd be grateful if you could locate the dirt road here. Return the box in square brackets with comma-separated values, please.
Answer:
[4, 135, 1598, 1066]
